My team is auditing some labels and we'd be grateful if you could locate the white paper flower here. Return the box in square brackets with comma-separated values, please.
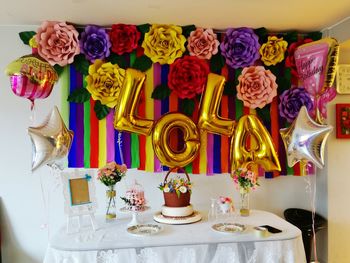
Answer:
[179, 186, 187, 193]
[163, 186, 170, 193]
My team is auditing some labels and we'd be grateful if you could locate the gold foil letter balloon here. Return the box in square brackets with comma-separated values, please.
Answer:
[114, 68, 154, 135]
[231, 115, 281, 172]
[152, 113, 200, 168]
[28, 106, 74, 171]
[198, 73, 235, 136]
[5, 54, 58, 108]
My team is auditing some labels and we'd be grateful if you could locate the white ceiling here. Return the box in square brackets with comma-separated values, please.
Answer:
[1, 0, 350, 31]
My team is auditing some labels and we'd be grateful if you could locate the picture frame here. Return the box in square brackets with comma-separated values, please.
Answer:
[61, 169, 98, 232]
[336, 104, 350, 138]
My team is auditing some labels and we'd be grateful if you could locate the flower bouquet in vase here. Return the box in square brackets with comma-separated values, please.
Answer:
[97, 162, 127, 220]
[231, 168, 259, 217]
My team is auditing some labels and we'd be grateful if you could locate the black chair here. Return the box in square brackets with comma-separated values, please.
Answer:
[284, 208, 326, 263]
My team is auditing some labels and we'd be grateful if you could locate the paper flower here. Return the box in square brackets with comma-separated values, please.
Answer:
[85, 59, 125, 108]
[236, 66, 278, 109]
[285, 38, 313, 78]
[220, 27, 260, 69]
[187, 28, 220, 60]
[279, 87, 313, 123]
[168, 55, 209, 99]
[259, 36, 288, 66]
[79, 25, 111, 62]
[36, 21, 80, 66]
[109, 24, 140, 55]
[142, 24, 186, 64]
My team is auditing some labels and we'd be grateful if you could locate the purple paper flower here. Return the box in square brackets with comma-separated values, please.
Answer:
[80, 25, 111, 62]
[220, 27, 260, 69]
[279, 87, 313, 123]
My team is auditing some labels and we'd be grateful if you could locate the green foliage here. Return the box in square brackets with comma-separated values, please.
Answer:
[210, 52, 225, 74]
[73, 54, 90, 75]
[67, 88, 91, 103]
[152, 84, 172, 100]
[108, 53, 127, 68]
[94, 100, 111, 120]
[19, 31, 36, 45]
[131, 55, 153, 72]
[181, 98, 195, 116]
[181, 25, 196, 38]
[53, 65, 64, 77]
[223, 80, 236, 96]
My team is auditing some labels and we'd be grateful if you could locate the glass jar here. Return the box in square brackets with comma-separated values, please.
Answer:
[240, 190, 250, 217]
[106, 185, 116, 220]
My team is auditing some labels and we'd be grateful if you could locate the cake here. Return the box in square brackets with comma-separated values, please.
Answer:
[159, 176, 194, 218]
[121, 181, 146, 211]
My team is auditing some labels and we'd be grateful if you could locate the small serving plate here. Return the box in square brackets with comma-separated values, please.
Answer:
[127, 224, 162, 236]
[211, 223, 246, 234]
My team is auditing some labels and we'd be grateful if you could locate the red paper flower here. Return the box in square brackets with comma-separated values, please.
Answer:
[109, 24, 141, 55]
[285, 38, 313, 78]
[168, 56, 209, 99]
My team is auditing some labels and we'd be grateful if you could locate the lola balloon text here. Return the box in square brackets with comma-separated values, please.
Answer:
[114, 68, 281, 172]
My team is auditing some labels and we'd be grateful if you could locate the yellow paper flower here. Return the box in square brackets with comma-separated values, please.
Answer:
[142, 24, 186, 64]
[85, 59, 125, 108]
[259, 36, 288, 66]
[29, 36, 38, 48]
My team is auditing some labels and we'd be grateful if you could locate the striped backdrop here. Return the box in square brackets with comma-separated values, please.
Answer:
[61, 37, 315, 178]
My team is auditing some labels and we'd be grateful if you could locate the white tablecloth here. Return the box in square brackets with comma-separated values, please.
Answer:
[44, 210, 306, 263]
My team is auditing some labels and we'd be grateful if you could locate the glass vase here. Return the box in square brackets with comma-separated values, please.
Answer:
[106, 185, 116, 220]
[240, 190, 250, 217]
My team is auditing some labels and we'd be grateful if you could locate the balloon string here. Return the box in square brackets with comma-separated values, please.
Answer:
[39, 173, 50, 239]
[117, 132, 124, 164]
[29, 101, 36, 124]
[304, 172, 318, 262]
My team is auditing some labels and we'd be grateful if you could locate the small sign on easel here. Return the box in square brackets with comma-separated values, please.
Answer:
[62, 169, 99, 233]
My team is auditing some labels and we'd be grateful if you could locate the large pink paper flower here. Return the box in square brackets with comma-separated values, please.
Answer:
[36, 21, 80, 66]
[236, 66, 278, 109]
[187, 28, 220, 60]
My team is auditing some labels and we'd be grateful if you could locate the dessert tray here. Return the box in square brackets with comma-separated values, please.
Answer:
[153, 211, 202, 225]
[211, 223, 246, 234]
[127, 224, 163, 236]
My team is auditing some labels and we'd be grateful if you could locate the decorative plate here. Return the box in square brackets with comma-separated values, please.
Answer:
[211, 223, 246, 234]
[127, 224, 162, 236]
[153, 211, 202, 225]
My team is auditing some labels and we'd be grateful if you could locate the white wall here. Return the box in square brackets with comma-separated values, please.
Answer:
[0, 25, 328, 263]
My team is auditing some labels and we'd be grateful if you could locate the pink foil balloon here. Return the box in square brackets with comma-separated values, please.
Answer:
[5, 54, 58, 108]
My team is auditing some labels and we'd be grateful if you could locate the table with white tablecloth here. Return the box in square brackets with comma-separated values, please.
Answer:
[44, 210, 306, 263]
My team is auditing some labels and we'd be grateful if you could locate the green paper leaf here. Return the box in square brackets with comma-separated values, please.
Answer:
[67, 88, 91, 103]
[284, 31, 298, 44]
[256, 105, 271, 125]
[306, 31, 322, 41]
[151, 84, 172, 100]
[234, 68, 243, 86]
[223, 80, 236, 96]
[107, 53, 127, 69]
[210, 53, 225, 74]
[254, 27, 268, 43]
[131, 55, 153, 72]
[73, 54, 90, 75]
[181, 25, 196, 38]
[181, 98, 195, 116]
[176, 190, 181, 198]
[94, 100, 111, 120]
[19, 31, 36, 45]
[137, 23, 151, 34]
[53, 64, 64, 77]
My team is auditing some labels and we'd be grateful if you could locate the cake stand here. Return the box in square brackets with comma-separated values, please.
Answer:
[120, 206, 150, 227]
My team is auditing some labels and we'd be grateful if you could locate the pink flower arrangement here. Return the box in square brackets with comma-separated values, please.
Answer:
[35, 21, 80, 66]
[219, 196, 232, 204]
[187, 28, 220, 60]
[236, 66, 278, 109]
[97, 162, 127, 187]
[231, 168, 259, 192]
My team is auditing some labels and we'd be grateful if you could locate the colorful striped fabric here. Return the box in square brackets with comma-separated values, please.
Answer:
[64, 46, 312, 177]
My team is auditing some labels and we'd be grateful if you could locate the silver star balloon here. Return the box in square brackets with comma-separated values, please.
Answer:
[280, 106, 333, 169]
[28, 106, 74, 171]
